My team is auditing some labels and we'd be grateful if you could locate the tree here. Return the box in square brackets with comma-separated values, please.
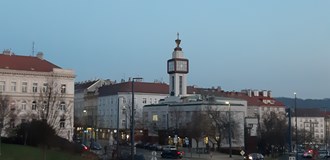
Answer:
[0, 94, 16, 156]
[259, 111, 287, 156]
[206, 104, 241, 151]
[185, 111, 212, 149]
[30, 78, 74, 139]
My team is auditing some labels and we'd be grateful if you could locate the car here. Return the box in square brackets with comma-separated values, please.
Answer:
[90, 142, 102, 150]
[302, 149, 314, 158]
[161, 149, 183, 159]
[244, 153, 264, 160]
[74, 143, 89, 153]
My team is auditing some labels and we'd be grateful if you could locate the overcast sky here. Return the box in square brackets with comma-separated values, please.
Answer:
[1, 0, 329, 99]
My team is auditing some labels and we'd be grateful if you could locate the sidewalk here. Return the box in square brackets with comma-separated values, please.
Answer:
[182, 150, 243, 160]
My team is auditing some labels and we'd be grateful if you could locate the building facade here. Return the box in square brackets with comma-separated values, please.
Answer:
[0, 50, 75, 140]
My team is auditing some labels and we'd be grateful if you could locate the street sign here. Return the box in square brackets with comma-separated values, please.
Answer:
[240, 150, 245, 156]
[151, 151, 157, 160]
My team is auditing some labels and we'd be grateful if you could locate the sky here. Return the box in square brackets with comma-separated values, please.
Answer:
[0, 1, 329, 99]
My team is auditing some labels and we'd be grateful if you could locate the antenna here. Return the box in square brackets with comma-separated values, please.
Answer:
[32, 41, 35, 56]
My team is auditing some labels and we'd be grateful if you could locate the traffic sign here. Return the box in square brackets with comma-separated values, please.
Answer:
[240, 150, 245, 156]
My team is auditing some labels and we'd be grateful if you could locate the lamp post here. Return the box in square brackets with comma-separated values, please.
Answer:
[83, 109, 87, 145]
[294, 92, 297, 159]
[117, 96, 125, 158]
[131, 77, 142, 160]
[225, 101, 232, 158]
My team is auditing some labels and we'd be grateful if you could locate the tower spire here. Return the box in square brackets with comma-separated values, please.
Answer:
[174, 32, 182, 51]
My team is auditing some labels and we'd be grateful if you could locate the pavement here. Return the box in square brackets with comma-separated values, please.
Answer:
[96, 139, 245, 160]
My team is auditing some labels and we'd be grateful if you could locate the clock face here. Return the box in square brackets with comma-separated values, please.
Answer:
[168, 60, 175, 72]
[167, 59, 188, 74]
[176, 60, 187, 72]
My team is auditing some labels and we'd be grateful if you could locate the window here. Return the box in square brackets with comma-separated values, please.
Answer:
[32, 101, 36, 110]
[43, 101, 48, 110]
[154, 98, 157, 104]
[122, 120, 126, 127]
[60, 121, 65, 128]
[142, 98, 147, 104]
[22, 82, 28, 93]
[61, 84, 66, 93]
[152, 115, 158, 121]
[60, 102, 66, 111]
[11, 82, 16, 92]
[0, 81, 5, 92]
[171, 76, 175, 93]
[179, 76, 183, 95]
[32, 83, 38, 93]
[42, 83, 48, 92]
[10, 119, 15, 128]
[21, 101, 27, 110]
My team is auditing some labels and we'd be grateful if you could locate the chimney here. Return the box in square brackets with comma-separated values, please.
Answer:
[3, 49, 13, 55]
[36, 52, 44, 60]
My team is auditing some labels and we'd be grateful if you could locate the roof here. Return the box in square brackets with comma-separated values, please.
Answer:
[0, 54, 61, 72]
[295, 108, 324, 117]
[75, 80, 100, 92]
[187, 86, 285, 107]
[98, 81, 169, 96]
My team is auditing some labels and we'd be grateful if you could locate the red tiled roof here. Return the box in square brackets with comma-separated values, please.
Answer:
[98, 82, 169, 96]
[0, 54, 61, 72]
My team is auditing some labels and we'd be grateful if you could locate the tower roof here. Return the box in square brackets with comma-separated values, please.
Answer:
[174, 32, 182, 51]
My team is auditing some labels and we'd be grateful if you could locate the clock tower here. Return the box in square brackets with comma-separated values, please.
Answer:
[167, 33, 189, 97]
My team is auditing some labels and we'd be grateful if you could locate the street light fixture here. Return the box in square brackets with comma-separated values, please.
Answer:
[225, 101, 232, 158]
[131, 77, 143, 160]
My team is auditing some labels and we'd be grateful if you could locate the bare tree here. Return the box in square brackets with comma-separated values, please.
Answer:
[185, 111, 212, 149]
[0, 94, 16, 156]
[206, 105, 241, 151]
[259, 111, 287, 156]
[29, 78, 73, 138]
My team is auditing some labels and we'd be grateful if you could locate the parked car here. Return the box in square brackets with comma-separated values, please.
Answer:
[161, 148, 183, 159]
[244, 153, 264, 160]
[302, 149, 314, 158]
[74, 143, 89, 153]
[90, 142, 102, 150]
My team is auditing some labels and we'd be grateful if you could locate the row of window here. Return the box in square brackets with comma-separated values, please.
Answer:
[98, 97, 159, 106]
[0, 81, 67, 94]
[9, 118, 66, 129]
[15, 101, 66, 111]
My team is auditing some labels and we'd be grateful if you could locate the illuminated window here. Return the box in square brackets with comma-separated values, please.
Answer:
[152, 115, 158, 121]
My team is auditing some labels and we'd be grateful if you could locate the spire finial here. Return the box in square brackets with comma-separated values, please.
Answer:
[174, 32, 182, 51]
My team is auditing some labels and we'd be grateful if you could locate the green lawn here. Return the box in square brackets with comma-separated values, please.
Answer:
[0, 143, 96, 160]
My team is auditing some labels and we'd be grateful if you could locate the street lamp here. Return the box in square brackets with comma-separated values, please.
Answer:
[225, 101, 232, 158]
[131, 77, 142, 160]
[294, 92, 297, 159]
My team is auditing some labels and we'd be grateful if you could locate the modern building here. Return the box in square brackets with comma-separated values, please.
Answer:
[0, 50, 75, 140]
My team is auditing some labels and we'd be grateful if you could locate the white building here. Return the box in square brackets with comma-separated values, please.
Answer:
[97, 81, 169, 141]
[0, 50, 75, 140]
[293, 108, 327, 144]
[143, 35, 248, 149]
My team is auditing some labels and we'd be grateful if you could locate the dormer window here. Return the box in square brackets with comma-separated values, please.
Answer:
[61, 84, 66, 94]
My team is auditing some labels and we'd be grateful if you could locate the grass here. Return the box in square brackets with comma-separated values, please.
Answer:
[0, 143, 97, 160]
